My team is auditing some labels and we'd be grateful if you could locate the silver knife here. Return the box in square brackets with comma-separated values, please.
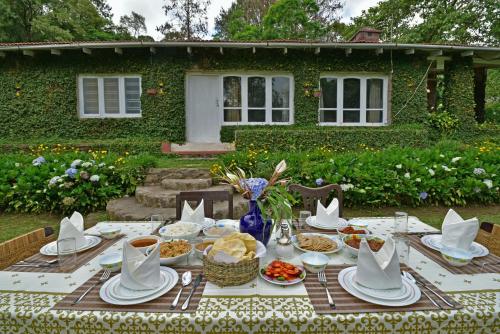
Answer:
[181, 274, 202, 311]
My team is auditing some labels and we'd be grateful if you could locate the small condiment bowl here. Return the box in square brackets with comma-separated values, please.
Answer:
[440, 247, 474, 267]
[336, 226, 370, 240]
[98, 226, 121, 240]
[348, 221, 369, 230]
[194, 239, 216, 259]
[299, 252, 329, 273]
[128, 235, 161, 254]
[343, 235, 385, 258]
[99, 252, 122, 272]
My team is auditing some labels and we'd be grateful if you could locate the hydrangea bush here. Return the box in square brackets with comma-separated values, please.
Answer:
[215, 141, 499, 207]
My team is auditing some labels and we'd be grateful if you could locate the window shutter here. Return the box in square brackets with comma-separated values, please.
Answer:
[103, 78, 120, 114]
[124, 78, 141, 114]
[82, 78, 99, 115]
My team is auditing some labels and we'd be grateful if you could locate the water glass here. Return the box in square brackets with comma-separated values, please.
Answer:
[57, 237, 77, 270]
[394, 211, 408, 235]
[150, 215, 164, 234]
[394, 235, 410, 265]
[298, 211, 311, 230]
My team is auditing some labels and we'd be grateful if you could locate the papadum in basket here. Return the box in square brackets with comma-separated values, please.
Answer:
[203, 255, 259, 287]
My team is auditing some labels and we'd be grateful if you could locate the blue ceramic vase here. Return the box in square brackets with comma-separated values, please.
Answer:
[239, 200, 273, 246]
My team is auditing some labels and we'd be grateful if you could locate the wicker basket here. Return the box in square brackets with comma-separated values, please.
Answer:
[475, 222, 500, 257]
[203, 255, 259, 287]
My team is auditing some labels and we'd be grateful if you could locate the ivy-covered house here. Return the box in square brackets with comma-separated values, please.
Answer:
[0, 29, 498, 152]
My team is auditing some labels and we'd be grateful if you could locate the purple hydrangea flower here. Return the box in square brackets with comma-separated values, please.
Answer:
[473, 168, 485, 175]
[65, 168, 78, 179]
[419, 191, 428, 200]
[32, 156, 46, 166]
[315, 178, 324, 186]
[240, 178, 268, 200]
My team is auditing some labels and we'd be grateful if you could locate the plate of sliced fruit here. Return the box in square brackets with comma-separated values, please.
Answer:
[259, 260, 306, 286]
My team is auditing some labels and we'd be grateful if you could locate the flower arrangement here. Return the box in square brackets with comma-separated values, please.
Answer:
[218, 160, 295, 229]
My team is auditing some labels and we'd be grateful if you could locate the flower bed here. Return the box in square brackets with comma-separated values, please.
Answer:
[214, 141, 499, 207]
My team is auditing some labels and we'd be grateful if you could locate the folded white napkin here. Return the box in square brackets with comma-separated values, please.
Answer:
[58, 211, 87, 250]
[441, 209, 479, 251]
[181, 199, 205, 224]
[120, 240, 161, 291]
[316, 198, 339, 227]
[356, 237, 402, 290]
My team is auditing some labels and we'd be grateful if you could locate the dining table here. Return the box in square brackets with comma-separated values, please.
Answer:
[0, 217, 498, 334]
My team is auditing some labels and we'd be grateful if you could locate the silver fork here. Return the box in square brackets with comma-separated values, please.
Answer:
[72, 269, 111, 305]
[318, 271, 335, 309]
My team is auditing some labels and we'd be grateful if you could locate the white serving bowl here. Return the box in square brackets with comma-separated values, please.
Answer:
[440, 247, 474, 267]
[98, 226, 121, 240]
[203, 224, 238, 238]
[127, 235, 161, 254]
[99, 252, 122, 272]
[193, 239, 216, 260]
[299, 252, 329, 273]
[159, 222, 201, 241]
[336, 226, 370, 240]
[343, 235, 385, 258]
[154, 239, 192, 266]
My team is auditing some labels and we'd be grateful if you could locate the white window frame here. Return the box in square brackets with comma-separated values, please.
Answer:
[318, 74, 388, 126]
[78, 75, 142, 118]
[221, 74, 294, 125]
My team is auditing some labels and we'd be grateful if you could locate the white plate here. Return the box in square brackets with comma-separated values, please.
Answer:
[350, 270, 412, 301]
[305, 216, 348, 230]
[291, 233, 343, 254]
[40, 236, 102, 256]
[100, 267, 178, 305]
[109, 270, 170, 300]
[259, 263, 306, 286]
[421, 235, 489, 257]
[338, 266, 421, 307]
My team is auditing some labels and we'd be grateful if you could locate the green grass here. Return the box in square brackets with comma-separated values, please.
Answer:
[1, 205, 498, 243]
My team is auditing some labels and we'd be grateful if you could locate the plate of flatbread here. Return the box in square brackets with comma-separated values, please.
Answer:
[291, 233, 343, 254]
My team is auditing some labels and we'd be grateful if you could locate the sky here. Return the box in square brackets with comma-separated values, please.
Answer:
[108, 0, 380, 41]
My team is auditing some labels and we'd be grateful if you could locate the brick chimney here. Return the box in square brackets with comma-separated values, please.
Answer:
[350, 27, 382, 43]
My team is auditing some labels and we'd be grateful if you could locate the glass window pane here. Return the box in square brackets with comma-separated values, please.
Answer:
[272, 77, 290, 108]
[248, 77, 265, 108]
[248, 109, 266, 122]
[272, 109, 289, 122]
[82, 78, 99, 114]
[103, 78, 120, 114]
[343, 78, 360, 108]
[343, 110, 360, 123]
[224, 76, 241, 107]
[367, 109, 383, 123]
[367, 79, 383, 109]
[320, 109, 336, 122]
[224, 109, 241, 122]
[125, 78, 141, 114]
[320, 78, 336, 108]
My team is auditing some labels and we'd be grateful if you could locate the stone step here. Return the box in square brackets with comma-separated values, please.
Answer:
[147, 168, 211, 179]
[160, 178, 212, 190]
[136, 185, 234, 208]
[106, 195, 248, 221]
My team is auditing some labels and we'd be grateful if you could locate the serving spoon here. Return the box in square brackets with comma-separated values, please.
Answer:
[170, 271, 192, 309]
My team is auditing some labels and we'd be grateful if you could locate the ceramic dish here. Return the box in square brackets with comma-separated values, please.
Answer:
[127, 235, 161, 254]
[343, 235, 385, 258]
[299, 252, 329, 273]
[159, 222, 201, 241]
[440, 246, 474, 267]
[305, 216, 348, 230]
[203, 224, 238, 238]
[98, 226, 121, 240]
[99, 252, 122, 272]
[153, 239, 192, 266]
[291, 233, 343, 254]
[336, 226, 370, 240]
[40, 235, 102, 256]
[259, 261, 306, 286]
[194, 239, 216, 259]
[421, 234, 489, 257]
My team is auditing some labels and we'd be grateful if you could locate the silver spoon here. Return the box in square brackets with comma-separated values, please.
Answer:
[19, 259, 58, 265]
[170, 271, 192, 309]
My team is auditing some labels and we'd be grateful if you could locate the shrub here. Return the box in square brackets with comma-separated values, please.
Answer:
[0, 149, 155, 215]
[214, 141, 499, 207]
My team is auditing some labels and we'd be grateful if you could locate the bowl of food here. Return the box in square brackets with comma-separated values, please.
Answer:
[337, 225, 370, 240]
[159, 222, 201, 241]
[343, 235, 385, 257]
[128, 235, 161, 254]
[98, 226, 121, 240]
[99, 252, 122, 272]
[157, 239, 193, 266]
[299, 252, 329, 273]
[194, 239, 216, 259]
[440, 246, 473, 267]
[203, 224, 237, 238]
[347, 220, 369, 230]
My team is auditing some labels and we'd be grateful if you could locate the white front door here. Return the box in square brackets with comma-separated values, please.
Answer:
[186, 75, 221, 143]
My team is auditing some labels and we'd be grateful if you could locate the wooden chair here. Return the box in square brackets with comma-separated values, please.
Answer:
[475, 222, 500, 256]
[0, 227, 56, 270]
[288, 184, 343, 217]
[176, 191, 234, 220]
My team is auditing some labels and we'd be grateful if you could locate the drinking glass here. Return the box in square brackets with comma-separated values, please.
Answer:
[394, 235, 410, 265]
[150, 215, 164, 234]
[394, 211, 408, 235]
[298, 211, 311, 230]
[57, 237, 77, 270]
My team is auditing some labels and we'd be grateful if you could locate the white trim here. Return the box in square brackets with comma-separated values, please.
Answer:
[221, 73, 294, 125]
[78, 75, 142, 118]
[318, 74, 388, 126]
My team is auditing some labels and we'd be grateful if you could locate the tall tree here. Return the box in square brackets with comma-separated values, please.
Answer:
[157, 0, 211, 40]
[120, 11, 147, 38]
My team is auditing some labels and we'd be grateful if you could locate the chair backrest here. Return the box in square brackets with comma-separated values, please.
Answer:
[475, 222, 500, 256]
[176, 190, 234, 220]
[288, 184, 343, 217]
[0, 227, 55, 269]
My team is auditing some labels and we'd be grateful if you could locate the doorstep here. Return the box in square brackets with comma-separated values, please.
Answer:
[162, 142, 235, 155]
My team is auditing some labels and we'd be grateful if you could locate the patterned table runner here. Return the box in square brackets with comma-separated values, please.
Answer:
[408, 234, 500, 274]
[303, 265, 460, 314]
[4, 235, 124, 274]
[52, 266, 206, 313]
